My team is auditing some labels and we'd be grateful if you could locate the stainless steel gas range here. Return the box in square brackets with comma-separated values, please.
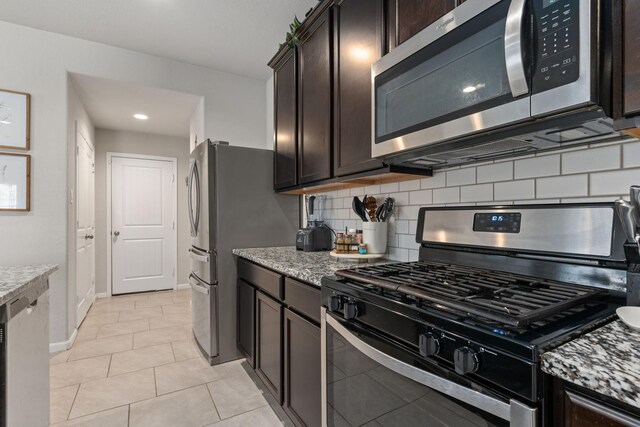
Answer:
[321, 203, 629, 426]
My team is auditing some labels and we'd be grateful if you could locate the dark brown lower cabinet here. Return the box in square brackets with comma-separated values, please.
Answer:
[284, 309, 321, 427]
[554, 380, 640, 426]
[237, 279, 255, 368]
[255, 290, 283, 404]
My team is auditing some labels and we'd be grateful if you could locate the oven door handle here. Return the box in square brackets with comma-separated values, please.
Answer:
[323, 311, 537, 426]
[504, 0, 529, 97]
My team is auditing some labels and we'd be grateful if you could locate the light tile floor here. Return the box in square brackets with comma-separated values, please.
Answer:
[49, 288, 285, 427]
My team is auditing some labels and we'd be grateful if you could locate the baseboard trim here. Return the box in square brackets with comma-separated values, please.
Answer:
[50, 327, 78, 353]
[176, 283, 190, 290]
[96, 292, 108, 299]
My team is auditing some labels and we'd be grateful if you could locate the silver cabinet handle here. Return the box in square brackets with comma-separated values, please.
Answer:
[323, 312, 536, 424]
[504, 0, 528, 97]
[189, 274, 210, 295]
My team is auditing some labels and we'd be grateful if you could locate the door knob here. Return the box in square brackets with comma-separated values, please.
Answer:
[85, 234, 94, 240]
[113, 231, 120, 236]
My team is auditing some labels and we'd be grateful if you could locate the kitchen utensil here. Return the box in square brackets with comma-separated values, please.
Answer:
[381, 197, 395, 222]
[615, 199, 637, 243]
[352, 197, 368, 222]
[616, 306, 640, 331]
[364, 196, 378, 222]
[375, 203, 385, 222]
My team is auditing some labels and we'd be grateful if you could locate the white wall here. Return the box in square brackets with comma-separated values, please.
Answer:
[189, 98, 205, 152]
[0, 20, 268, 345]
[319, 140, 640, 261]
[94, 129, 190, 295]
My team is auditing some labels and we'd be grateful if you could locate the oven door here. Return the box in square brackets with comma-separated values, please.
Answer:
[321, 308, 537, 427]
[372, 0, 531, 159]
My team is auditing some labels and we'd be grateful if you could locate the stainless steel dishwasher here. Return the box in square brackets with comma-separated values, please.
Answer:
[1, 279, 49, 427]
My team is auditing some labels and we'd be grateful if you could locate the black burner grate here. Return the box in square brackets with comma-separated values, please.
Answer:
[335, 261, 606, 328]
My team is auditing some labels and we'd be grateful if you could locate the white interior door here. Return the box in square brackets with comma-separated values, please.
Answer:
[111, 156, 176, 295]
[76, 128, 95, 327]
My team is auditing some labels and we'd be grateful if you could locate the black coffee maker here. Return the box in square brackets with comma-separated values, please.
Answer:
[296, 195, 332, 252]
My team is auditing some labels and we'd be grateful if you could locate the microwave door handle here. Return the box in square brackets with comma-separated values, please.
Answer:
[324, 312, 537, 426]
[504, 0, 529, 97]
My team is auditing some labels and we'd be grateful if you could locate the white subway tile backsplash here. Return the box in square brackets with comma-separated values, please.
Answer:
[394, 220, 409, 234]
[398, 234, 417, 250]
[421, 172, 446, 189]
[562, 145, 620, 174]
[460, 183, 493, 202]
[433, 187, 460, 204]
[590, 169, 640, 196]
[399, 179, 421, 191]
[514, 155, 560, 179]
[380, 182, 399, 194]
[623, 141, 640, 168]
[446, 167, 476, 186]
[494, 180, 535, 200]
[319, 139, 638, 258]
[536, 174, 588, 198]
[409, 189, 433, 205]
[477, 162, 513, 183]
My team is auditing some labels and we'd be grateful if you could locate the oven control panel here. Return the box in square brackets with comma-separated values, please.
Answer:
[473, 212, 521, 233]
[532, 0, 580, 94]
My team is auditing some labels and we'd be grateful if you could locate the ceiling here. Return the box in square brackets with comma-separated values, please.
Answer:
[0, 0, 318, 80]
[71, 73, 202, 137]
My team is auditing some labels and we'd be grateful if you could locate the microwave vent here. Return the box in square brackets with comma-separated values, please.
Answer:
[410, 139, 535, 165]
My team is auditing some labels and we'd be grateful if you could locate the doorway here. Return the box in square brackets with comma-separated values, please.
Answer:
[76, 126, 96, 327]
[107, 153, 177, 295]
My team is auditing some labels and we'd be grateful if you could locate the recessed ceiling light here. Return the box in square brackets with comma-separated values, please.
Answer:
[462, 86, 477, 93]
[133, 113, 148, 120]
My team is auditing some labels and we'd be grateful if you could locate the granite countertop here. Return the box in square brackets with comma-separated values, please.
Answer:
[232, 246, 389, 287]
[0, 265, 58, 306]
[541, 320, 640, 408]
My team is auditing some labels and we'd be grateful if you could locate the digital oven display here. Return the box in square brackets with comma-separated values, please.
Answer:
[473, 213, 522, 233]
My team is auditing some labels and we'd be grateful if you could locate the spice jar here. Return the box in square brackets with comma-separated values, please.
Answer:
[358, 244, 368, 254]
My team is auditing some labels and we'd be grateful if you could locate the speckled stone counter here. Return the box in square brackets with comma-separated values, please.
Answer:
[232, 246, 388, 287]
[541, 320, 640, 408]
[0, 265, 58, 307]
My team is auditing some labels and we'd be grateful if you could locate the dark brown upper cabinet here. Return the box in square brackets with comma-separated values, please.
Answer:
[387, 0, 458, 50]
[623, 0, 640, 117]
[271, 49, 298, 190]
[333, 0, 385, 177]
[298, 6, 333, 184]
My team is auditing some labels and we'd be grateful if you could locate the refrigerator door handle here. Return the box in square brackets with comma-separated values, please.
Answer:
[188, 160, 196, 236]
[189, 247, 210, 263]
[189, 273, 210, 295]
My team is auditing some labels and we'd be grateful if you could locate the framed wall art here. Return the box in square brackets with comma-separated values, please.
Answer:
[0, 152, 30, 211]
[0, 89, 31, 150]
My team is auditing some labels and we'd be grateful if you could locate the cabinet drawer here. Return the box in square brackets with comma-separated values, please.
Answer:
[284, 278, 321, 324]
[238, 258, 283, 300]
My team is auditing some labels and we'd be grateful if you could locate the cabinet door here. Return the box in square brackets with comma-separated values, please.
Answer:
[623, 0, 640, 116]
[274, 49, 298, 189]
[387, 0, 457, 49]
[255, 291, 283, 404]
[284, 309, 321, 427]
[333, 0, 385, 176]
[237, 279, 255, 368]
[563, 390, 640, 426]
[298, 8, 333, 184]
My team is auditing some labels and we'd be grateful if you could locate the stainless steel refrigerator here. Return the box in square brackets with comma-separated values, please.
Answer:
[187, 141, 299, 365]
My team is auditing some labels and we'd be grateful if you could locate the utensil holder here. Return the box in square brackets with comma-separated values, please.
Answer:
[363, 222, 388, 254]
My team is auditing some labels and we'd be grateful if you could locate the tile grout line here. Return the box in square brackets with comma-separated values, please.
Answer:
[205, 379, 222, 421]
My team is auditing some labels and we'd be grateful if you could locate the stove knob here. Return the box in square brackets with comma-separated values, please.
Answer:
[454, 346, 479, 375]
[343, 301, 359, 319]
[419, 332, 440, 357]
[327, 295, 343, 312]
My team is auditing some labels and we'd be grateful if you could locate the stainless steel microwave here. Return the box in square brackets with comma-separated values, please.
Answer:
[372, 0, 626, 167]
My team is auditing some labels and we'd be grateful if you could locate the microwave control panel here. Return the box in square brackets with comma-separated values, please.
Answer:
[532, 0, 580, 94]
